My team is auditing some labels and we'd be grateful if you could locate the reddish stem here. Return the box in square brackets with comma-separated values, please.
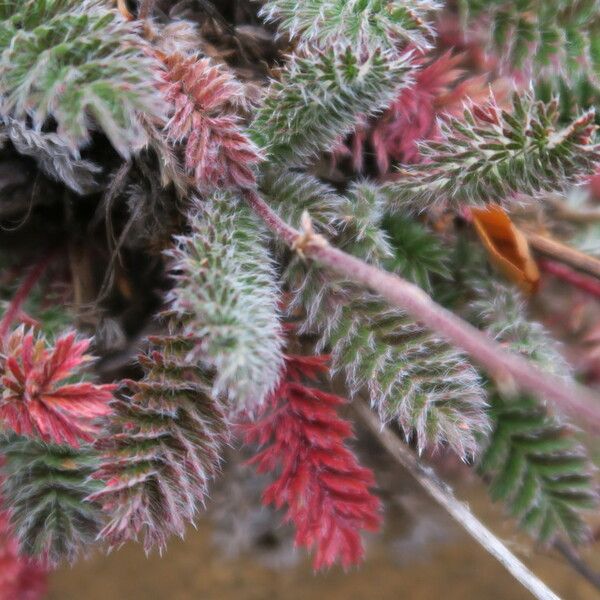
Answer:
[244, 190, 600, 431]
[0, 254, 54, 341]
[539, 258, 600, 299]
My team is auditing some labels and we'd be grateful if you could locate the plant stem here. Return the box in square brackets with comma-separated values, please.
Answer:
[138, 0, 157, 19]
[527, 232, 600, 280]
[354, 400, 561, 600]
[0, 254, 54, 341]
[545, 195, 600, 224]
[552, 539, 600, 591]
[244, 190, 600, 430]
[539, 258, 600, 299]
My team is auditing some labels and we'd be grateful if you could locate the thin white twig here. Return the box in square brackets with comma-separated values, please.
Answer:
[354, 401, 561, 600]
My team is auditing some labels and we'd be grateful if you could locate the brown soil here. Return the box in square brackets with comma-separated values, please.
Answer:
[49, 466, 600, 600]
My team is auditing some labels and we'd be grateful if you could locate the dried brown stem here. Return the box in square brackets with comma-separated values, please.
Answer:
[138, 0, 157, 19]
[244, 190, 600, 430]
[545, 196, 600, 224]
[528, 232, 600, 280]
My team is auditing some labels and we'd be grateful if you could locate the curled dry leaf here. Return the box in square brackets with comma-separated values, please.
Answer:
[116, 0, 135, 21]
[471, 204, 540, 294]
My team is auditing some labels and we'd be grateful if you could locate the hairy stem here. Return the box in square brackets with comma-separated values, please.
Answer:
[244, 190, 600, 430]
[545, 196, 600, 224]
[354, 401, 561, 600]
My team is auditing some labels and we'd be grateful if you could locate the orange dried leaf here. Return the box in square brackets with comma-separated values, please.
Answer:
[116, 0, 134, 21]
[471, 204, 540, 294]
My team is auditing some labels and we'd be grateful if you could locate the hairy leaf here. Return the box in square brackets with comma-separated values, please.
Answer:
[387, 93, 600, 212]
[0, 0, 164, 156]
[168, 193, 284, 412]
[251, 47, 413, 165]
[0, 435, 103, 567]
[260, 0, 440, 51]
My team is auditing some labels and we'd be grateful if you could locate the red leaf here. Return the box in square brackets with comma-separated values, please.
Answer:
[0, 328, 115, 447]
[242, 353, 382, 570]
[158, 53, 263, 191]
[333, 51, 499, 173]
[0, 492, 46, 600]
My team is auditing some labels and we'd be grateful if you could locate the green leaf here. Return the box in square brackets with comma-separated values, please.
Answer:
[478, 394, 597, 544]
[0, 0, 164, 156]
[250, 47, 412, 165]
[260, 0, 440, 51]
[0, 434, 103, 566]
[387, 93, 600, 212]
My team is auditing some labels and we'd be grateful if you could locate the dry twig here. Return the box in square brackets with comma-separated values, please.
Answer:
[354, 400, 561, 600]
